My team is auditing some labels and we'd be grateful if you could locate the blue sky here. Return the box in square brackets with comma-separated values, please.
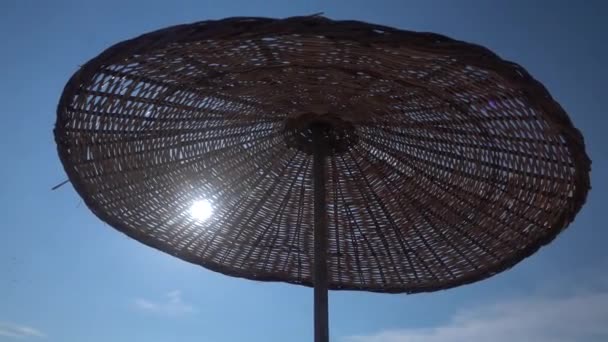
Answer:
[0, 1, 606, 341]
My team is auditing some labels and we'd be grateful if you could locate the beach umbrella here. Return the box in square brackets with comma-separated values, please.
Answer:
[55, 16, 591, 342]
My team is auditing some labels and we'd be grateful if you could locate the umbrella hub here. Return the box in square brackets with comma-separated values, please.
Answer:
[283, 112, 358, 155]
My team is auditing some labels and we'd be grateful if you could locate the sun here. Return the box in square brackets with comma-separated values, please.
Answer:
[189, 199, 213, 221]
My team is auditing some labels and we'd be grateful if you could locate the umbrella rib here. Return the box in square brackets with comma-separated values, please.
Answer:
[346, 150, 443, 283]
[360, 132, 569, 184]
[359, 127, 570, 166]
[71, 127, 278, 170]
[239, 153, 308, 267]
[63, 124, 276, 140]
[202, 150, 299, 258]
[356, 143, 482, 271]
[350, 147, 461, 278]
[362, 136, 524, 229]
[80, 88, 221, 116]
[349, 155, 409, 284]
[359, 113, 539, 129]
[359, 139, 528, 251]
[66, 106, 284, 123]
[344, 150, 413, 283]
[336, 181, 377, 287]
[161, 145, 289, 242]
[81, 132, 281, 193]
[96, 67, 281, 114]
[338, 154, 398, 285]
[354, 93, 538, 126]
[208, 149, 290, 201]
[369, 124, 566, 147]
[282, 156, 310, 280]
[330, 157, 343, 284]
[345, 89, 426, 112]
[136, 142, 290, 239]
[360, 129, 510, 223]
[261, 156, 307, 273]
[362, 135, 562, 211]
[180, 146, 293, 253]
[60, 123, 279, 146]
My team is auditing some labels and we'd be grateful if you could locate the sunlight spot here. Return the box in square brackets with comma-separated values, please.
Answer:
[189, 199, 213, 221]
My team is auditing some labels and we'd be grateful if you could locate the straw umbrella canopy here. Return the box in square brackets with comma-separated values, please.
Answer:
[54, 16, 590, 342]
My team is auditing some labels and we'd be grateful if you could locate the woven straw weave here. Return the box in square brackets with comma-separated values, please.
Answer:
[55, 16, 590, 293]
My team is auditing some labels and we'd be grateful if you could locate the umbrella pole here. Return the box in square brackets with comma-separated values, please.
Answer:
[312, 124, 329, 342]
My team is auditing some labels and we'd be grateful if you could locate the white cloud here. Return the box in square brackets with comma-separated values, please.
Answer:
[343, 290, 608, 342]
[133, 290, 196, 316]
[0, 322, 45, 339]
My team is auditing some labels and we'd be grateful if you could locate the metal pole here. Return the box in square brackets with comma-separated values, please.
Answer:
[312, 124, 329, 342]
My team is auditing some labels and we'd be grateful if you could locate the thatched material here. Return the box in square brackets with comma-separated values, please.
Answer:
[55, 16, 590, 293]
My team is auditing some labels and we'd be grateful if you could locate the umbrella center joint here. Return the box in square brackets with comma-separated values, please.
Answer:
[283, 113, 358, 155]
